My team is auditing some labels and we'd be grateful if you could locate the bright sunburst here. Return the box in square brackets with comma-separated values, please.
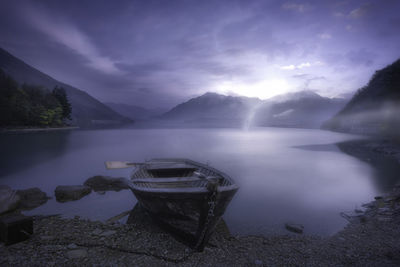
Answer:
[214, 79, 291, 99]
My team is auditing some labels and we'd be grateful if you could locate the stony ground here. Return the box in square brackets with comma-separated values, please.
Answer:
[1, 184, 400, 267]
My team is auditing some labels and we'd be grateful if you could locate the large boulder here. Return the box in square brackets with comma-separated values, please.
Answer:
[54, 185, 91, 203]
[84, 176, 130, 192]
[0, 185, 20, 214]
[16, 187, 50, 210]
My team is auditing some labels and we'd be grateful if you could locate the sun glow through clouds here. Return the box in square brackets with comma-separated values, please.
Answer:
[214, 79, 290, 99]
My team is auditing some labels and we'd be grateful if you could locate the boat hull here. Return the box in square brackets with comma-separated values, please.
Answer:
[129, 158, 238, 250]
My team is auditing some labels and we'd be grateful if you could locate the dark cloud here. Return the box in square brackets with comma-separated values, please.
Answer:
[116, 62, 173, 76]
[0, 0, 400, 108]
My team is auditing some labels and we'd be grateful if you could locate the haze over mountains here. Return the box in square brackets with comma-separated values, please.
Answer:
[161, 92, 260, 127]
[105, 102, 165, 121]
[324, 59, 400, 139]
[252, 91, 347, 128]
[2, 46, 398, 134]
[161, 91, 348, 129]
[0, 48, 131, 128]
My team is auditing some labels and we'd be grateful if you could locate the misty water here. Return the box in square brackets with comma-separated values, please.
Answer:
[0, 127, 396, 236]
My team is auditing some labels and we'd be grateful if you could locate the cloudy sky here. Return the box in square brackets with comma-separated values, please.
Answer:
[1, 0, 399, 109]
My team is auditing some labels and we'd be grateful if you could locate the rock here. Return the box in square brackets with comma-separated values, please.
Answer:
[359, 216, 367, 223]
[91, 228, 103, 235]
[67, 243, 78, 249]
[377, 217, 392, 222]
[100, 230, 116, 237]
[285, 223, 304, 234]
[84, 176, 130, 192]
[375, 196, 383, 200]
[40, 235, 54, 241]
[0, 185, 20, 214]
[16, 187, 50, 210]
[0, 214, 33, 245]
[54, 185, 91, 203]
[67, 249, 87, 259]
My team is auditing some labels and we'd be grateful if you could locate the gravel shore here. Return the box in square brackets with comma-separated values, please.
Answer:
[1, 184, 400, 266]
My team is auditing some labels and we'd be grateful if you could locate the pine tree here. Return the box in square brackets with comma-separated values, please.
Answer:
[52, 86, 72, 120]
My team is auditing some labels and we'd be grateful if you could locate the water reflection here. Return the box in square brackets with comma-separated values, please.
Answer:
[337, 140, 400, 192]
[0, 131, 71, 177]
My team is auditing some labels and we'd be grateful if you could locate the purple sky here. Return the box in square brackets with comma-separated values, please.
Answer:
[1, 0, 399, 108]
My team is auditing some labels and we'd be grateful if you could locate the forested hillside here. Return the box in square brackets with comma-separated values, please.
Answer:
[0, 70, 71, 127]
[0, 47, 131, 128]
[323, 59, 400, 139]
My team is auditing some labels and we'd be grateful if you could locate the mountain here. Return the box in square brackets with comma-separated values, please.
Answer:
[323, 59, 400, 138]
[161, 92, 262, 127]
[253, 90, 347, 128]
[0, 47, 132, 128]
[160, 91, 346, 128]
[105, 102, 165, 120]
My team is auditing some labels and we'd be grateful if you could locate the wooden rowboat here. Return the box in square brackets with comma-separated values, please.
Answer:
[126, 158, 238, 251]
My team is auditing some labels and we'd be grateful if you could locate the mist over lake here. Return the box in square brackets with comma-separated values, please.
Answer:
[1, 127, 392, 236]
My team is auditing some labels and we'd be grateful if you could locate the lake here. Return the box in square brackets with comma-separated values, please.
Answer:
[0, 127, 394, 236]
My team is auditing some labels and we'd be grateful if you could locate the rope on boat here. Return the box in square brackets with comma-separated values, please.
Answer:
[194, 179, 219, 250]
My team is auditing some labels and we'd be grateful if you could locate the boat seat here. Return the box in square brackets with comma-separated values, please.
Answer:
[145, 163, 197, 171]
[133, 176, 206, 183]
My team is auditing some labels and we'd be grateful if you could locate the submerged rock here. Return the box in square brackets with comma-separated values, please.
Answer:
[84, 175, 130, 192]
[285, 223, 304, 234]
[16, 187, 50, 210]
[0, 185, 20, 214]
[54, 185, 91, 203]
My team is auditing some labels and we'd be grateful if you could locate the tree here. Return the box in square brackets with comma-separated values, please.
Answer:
[52, 86, 72, 120]
[0, 70, 73, 127]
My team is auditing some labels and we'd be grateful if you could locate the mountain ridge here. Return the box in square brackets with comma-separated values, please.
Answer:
[0, 47, 132, 128]
[160, 90, 347, 128]
[323, 59, 400, 138]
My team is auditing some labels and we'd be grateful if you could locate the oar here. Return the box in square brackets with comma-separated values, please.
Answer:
[105, 161, 142, 169]
[104, 160, 180, 169]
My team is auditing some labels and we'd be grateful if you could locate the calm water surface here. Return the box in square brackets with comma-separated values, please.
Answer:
[0, 127, 392, 236]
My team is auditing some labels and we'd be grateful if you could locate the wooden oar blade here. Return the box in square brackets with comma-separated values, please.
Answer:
[105, 161, 138, 169]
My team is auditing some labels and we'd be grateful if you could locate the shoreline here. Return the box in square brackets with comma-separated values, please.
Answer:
[1, 184, 399, 266]
[0, 126, 79, 134]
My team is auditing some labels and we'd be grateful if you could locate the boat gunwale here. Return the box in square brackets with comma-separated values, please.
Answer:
[130, 158, 239, 193]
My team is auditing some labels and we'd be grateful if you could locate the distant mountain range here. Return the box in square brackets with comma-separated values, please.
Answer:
[160, 91, 347, 129]
[323, 59, 400, 138]
[161, 92, 260, 127]
[105, 102, 165, 120]
[253, 91, 347, 128]
[0, 48, 131, 128]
